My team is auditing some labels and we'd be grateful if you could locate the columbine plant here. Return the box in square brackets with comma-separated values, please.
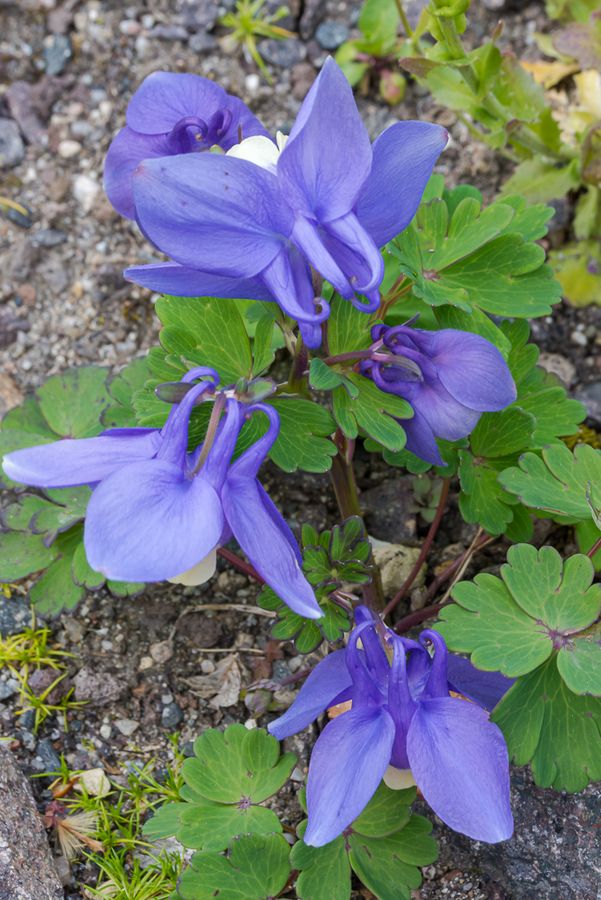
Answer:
[2, 48, 600, 900]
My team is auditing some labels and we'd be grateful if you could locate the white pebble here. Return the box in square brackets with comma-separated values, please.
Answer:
[245, 74, 260, 94]
[58, 139, 82, 159]
[73, 174, 100, 213]
[571, 330, 588, 347]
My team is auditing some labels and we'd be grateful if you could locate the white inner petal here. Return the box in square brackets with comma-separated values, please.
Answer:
[383, 765, 417, 791]
[168, 548, 218, 586]
[226, 131, 288, 173]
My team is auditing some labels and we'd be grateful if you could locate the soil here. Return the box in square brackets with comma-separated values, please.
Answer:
[0, 0, 600, 898]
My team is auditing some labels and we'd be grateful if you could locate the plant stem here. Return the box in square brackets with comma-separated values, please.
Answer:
[217, 546, 264, 584]
[288, 335, 309, 392]
[394, 0, 413, 37]
[382, 477, 450, 620]
[586, 534, 601, 559]
[329, 431, 385, 610]
[321, 349, 375, 367]
[394, 599, 451, 634]
[425, 530, 493, 602]
[191, 393, 226, 475]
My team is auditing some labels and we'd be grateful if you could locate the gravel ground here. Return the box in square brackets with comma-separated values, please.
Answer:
[1, 0, 600, 897]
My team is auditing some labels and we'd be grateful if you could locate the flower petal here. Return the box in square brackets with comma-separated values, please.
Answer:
[125, 262, 273, 301]
[404, 380, 481, 443]
[2, 430, 161, 488]
[84, 460, 223, 582]
[356, 121, 448, 247]
[407, 696, 513, 843]
[260, 247, 330, 347]
[446, 654, 514, 712]
[126, 71, 227, 134]
[222, 474, 322, 619]
[268, 649, 351, 739]
[304, 706, 395, 846]
[409, 330, 517, 412]
[104, 127, 172, 219]
[401, 407, 445, 466]
[133, 154, 293, 277]
[278, 57, 372, 222]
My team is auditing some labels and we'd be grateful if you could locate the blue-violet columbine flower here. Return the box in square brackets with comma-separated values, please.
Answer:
[269, 606, 514, 846]
[104, 71, 270, 219]
[123, 58, 448, 348]
[360, 324, 517, 465]
[2, 368, 322, 620]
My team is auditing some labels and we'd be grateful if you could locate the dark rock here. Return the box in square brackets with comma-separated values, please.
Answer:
[574, 381, 601, 427]
[315, 21, 349, 50]
[0, 746, 63, 899]
[258, 38, 306, 68]
[299, 0, 325, 40]
[189, 32, 218, 53]
[0, 596, 31, 637]
[35, 738, 62, 773]
[181, 740, 195, 757]
[161, 702, 184, 729]
[150, 24, 189, 41]
[74, 668, 124, 706]
[0, 680, 17, 701]
[418, 767, 601, 900]
[0, 309, 30, 350]
[32, 229, 67, 248]
[42, 34, 72, 76]
[6, 77, 70, 143]
[0, 118, 25, 168]
[361, 479, 417, 543]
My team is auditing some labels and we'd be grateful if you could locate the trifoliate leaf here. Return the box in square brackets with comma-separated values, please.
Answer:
[389, 187, 561, 320]
[144, 725, 295, 855]
[156, 295, 253, 384]
[177, 833, 291, 900]
[499, 158, 581, 204]
[499, 443, 601, 523]
[437, 545, 601, 684]
[292, 784, 436, 900]
[492, 656, 601, 792]
[333, 373, 411, 452]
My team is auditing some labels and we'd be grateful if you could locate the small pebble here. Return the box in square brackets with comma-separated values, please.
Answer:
[315, 21, 349, 50]
[161, 703, 184, 729]
[114, 718, 140, 737]
[138, 655, 154, 671]
[73, 174, 100, 213]
[99, 724, 112, 740]
[571, 330, 588, 347]
[43, 34, 72, 76]
[150, 640, 174, 664]
[58, 139, 82, 159]
[245, 74, 260, 94]
[0, 118, 25, 168]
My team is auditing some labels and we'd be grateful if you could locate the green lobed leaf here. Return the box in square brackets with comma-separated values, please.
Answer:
[28, 527, 85, 618]
[177, 833, 291, 900]
[333, 373, 411, 452]
[436, 545, 601, 684]
[36, 366, 110, 438]
[327, 295, 375, 357]
[309, 359, 345, 391]
[492, 656, 601, 792]
[267, 398, 336, 473]
[499, 158, 581, 204]
[499, 443, 601, 524]
[0, 531, 57, 582]
[102, 357, 151, 428]
[156, 296, 253, 385]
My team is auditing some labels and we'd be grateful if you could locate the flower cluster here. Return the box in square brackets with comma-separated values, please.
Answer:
[3, 369, 321, 620]
[269, 606, 514, 846]
[105, 60, 448, 348]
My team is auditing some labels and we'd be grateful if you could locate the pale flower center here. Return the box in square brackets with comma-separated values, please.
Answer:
[383, 766, 417, 790]
[226, 131, 288, 174]
[168, 548, 218, 587]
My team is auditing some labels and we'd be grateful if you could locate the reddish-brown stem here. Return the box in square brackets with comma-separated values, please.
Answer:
[394, 599, 452, 634]
[382, 478, 450, 620]
[586, 534, 601, 559]
[321, 349, 375, 367]
[217, 547, 264, 584]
